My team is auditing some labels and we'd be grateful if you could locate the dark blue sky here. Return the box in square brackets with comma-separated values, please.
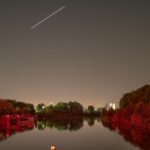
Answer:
[0, 0, 150, 106]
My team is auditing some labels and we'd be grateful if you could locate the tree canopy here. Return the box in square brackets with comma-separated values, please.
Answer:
[119, 85, 150, 108]
[0, 99, 35, 115]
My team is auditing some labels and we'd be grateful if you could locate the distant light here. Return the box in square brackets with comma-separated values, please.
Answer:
[42, 105, 45, 109]
[42, 124, 45, 128]
[106, 103, 117, 110]
[110, 103, 112, 107]
[112, 103, 116, 110]
[50, 146, 56, 150]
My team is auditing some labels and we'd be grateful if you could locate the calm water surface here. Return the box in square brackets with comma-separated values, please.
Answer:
[0, 116, 140, 150]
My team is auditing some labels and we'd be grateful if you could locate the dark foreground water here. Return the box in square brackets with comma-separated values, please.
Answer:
[0, 116, 142, 150]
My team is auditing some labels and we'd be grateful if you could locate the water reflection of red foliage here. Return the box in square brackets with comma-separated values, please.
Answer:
[102, 102, 150, 150]
[0, 115, 35, 141]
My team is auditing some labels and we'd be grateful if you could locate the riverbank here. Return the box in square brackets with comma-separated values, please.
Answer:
[36, 111, 101, 120]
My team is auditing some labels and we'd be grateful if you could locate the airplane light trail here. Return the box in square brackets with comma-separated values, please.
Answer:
[31, 6, 65, 30]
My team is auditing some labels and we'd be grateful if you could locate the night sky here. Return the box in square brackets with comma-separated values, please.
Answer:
[0, 0, 150, 107]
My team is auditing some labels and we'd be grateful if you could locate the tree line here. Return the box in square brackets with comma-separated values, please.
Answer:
[0, 99, 35, 115]
[0, 99, 101, 116]
[36, 101, 100, 115]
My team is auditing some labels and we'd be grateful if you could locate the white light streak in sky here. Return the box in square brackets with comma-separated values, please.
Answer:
[31, 6, 65, 30]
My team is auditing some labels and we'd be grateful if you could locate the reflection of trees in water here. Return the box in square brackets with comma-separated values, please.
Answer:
[37, 117, 99, 131]
[0, 131, 6, 141]
[102, 118, 150, 150]
[0, 116, 101, 142]
[101, 101, 150, 150]
[84, 117, 95, 126]
[0, 126, 34, 141]
[0, 128, 33, 141]
[0, 115, 35, 141]
[37, 118, 83, 131]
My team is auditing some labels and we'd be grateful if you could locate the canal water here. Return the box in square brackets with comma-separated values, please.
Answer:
[0, 117, 139, 150]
